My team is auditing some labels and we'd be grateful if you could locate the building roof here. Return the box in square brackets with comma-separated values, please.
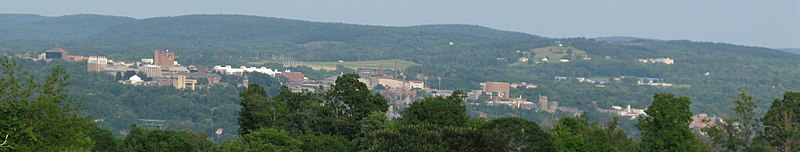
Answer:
[177, 72, 221, 78]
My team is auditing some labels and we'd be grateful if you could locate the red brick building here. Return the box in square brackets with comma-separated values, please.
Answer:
[154, 50, 175, 67]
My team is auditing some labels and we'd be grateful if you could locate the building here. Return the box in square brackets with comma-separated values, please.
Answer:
[179, 72, 222, 85]
[66, 55, 88, 62]
[86, 56, 108, 72]
[44, 47, 69, 59]
[154, 50, 175, 67]
[409, 80, 425, 89]
[124, 75, 144, 85]
[690, 114, 718, 129]
[141, 58, 154, 64]
[538, 96, 548, 111]
[489, 97, 535, 109]
[638, 58, 675, 64]
[481, 82, 511, 98]
[378, 78, 408, 90]
[510, 82, 537, 89]
[213, 65, 283, 76]
[140, 65, 163, 77]
[173, 75, 197, 90]
[548, 101, 559, 113]
[280, 72, 306, 83]
[167, 66, 190, 75]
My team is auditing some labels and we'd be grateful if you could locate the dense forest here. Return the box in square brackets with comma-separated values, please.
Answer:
[2, 57, 799, 152]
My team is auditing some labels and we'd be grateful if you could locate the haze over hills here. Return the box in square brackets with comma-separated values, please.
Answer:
[1, 14, 799, 136]
[777, 48, 800, 55]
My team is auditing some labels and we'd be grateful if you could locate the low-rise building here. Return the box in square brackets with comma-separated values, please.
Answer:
[409, 80, 425, 89]
[481, 82, 510, 98]
[213, 65, 284, 76]
[173, 75, 197, 90]
[139, 65, 163, 77]
[87, 56, 108, 72]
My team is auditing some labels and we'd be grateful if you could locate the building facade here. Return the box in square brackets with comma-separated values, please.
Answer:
[86, 56, 108, 72]
[154, 50, 175, 67]
[140, 65, 163, 77]
[173, 75, 197, 90]
[482, 82, 511, 98]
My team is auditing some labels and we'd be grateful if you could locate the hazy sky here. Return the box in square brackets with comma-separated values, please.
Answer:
[2, 0, 798, 48]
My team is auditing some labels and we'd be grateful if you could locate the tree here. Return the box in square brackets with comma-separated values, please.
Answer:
[705, 91, 759, 152]
[237, 83, 289, 135]
[482, 117, 557, 152]
[758, 92, 800, 152]
[321, 74, 387, 138]
[401, 90, 468, 126]
[0, 58, 95, 151]
[298, 134, 351, 152]
[606, 117, 638, 151]
[84, 124, 126, 152]
[124, 125, 214, 152]
[220, 128, 302, 152]
[638, 93, 704, 152]
[326, 74, 388, 120]
[353, 112, 390, 151]
[550, 116, 617, 152]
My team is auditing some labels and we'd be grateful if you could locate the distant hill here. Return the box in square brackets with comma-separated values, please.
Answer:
[0, 14, 135, 40]
[777, 48, 800, 55]
[593, 36, 662, 42]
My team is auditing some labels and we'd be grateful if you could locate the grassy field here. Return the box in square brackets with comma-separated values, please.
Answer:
[249, 59, 419, 71]
[531, 46, 587, 62]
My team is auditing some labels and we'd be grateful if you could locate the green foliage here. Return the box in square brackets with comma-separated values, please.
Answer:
[84, 124, 127, 152]
[220, 128, 302, 152]
[704, 91, 758, 152]
[758, 92, 800, 152]
[482, 117, 557, 152]
[123, 125, 214, 152]
[637, 93, 705, 152]
[320, 74, 388, 138]
[550, 116, 618, 152]
[401, 90, 468, 126]
[605, 117, 638, 151]
[237, 83, 289, 135]
[370, 124, 492, 152]
[0, 58, 95, 151]
[297, 134, 351, 152]
[352, 112, 390, 151]
[327, 74, 388, 120]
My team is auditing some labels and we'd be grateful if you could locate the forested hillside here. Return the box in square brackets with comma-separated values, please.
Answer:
[1, 14, 799, 139]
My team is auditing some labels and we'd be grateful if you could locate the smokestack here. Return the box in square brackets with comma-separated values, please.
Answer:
[395, 61, 399, 79]
[380, 61, 384, 78]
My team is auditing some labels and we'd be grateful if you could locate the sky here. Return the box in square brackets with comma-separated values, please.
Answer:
[2, 0, 798, 48]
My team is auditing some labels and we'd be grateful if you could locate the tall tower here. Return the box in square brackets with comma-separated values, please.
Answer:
[154, 50, 175, 67]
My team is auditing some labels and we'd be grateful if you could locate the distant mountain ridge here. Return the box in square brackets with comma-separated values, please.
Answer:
[0, 14, 136, 40]
[0, 14, 538, 45]
[777, 48, 800, 55]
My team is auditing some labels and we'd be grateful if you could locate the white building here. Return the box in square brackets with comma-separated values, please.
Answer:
[141, 58, 154, 64]
[213, 65, 285, 76]
[140, 64, 163, 77]
[409, 80, 425, 89]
